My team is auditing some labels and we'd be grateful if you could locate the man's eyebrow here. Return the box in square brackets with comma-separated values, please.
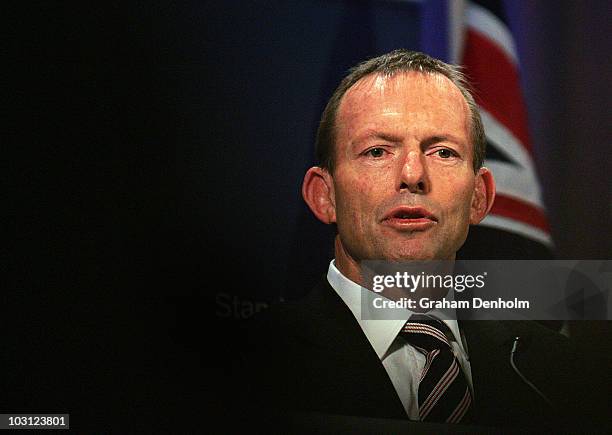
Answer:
[352, 130, 404, 144]
[422, 135, 467, 147]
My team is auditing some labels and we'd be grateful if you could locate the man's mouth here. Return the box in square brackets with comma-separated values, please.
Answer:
[382, 206, 438, 230]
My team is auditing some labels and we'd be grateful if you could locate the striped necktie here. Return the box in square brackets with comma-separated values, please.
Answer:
[400, 315, 472, 423]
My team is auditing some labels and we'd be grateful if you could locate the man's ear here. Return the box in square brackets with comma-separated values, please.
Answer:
[470, 167, 496, 224]
[302, 166, 336, 224]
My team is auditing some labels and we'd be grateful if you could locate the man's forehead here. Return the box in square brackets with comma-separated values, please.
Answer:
[340, 71, 466, 110]
[336, 71, 470, 133]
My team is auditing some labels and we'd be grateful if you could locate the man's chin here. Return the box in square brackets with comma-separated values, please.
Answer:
[381, 249, 437, 262]
[380, 249, 458, 262]
[377, 239, 434, 260]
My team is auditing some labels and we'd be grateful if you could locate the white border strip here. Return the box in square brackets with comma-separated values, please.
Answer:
[480, 215, 553, 246]
[480, 109, 534, 171]
[449, 0, 467, 64]
[466, 3, 518, 65]
[485, 161, 544, 208]
[480, 108, 545, 208]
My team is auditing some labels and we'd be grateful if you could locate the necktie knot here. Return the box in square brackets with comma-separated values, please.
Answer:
[400, 314, 452, 353]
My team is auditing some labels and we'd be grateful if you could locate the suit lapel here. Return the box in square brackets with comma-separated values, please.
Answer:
[290, 278, 407, 419]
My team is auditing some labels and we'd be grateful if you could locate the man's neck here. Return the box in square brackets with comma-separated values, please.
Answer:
[333, 235, 457, 293]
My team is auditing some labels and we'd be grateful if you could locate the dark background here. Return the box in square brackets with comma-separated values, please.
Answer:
[6, 0, 610, 431]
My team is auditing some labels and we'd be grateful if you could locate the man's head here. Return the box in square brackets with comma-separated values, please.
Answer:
[302, 50, 495, 283]
[316, 50, 486, 174]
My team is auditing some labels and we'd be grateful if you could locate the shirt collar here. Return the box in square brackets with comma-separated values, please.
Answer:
[327, 260, 464, 360]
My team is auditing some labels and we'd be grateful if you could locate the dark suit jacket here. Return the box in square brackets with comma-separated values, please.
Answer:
[238, 278, 605, 432]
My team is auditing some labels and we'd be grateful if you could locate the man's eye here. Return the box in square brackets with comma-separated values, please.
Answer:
[366, 147, 386, 158]
[435, 148, 455, 158]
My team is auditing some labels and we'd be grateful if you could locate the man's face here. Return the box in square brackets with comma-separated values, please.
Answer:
[329, 72, 480, 262]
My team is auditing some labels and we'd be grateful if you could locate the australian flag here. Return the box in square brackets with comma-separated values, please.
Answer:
[453, 0, 554, 260]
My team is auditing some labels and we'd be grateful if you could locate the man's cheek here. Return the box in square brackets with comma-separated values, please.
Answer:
[354, 177, 374, 192]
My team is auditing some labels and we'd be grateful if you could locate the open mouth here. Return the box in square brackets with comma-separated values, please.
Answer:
[382, 206, 438, 229]
[385, 207, 436, 221]
[394, 211, 429, 220]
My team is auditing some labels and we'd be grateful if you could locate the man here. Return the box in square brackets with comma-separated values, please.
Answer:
[242, 50, 596, 431]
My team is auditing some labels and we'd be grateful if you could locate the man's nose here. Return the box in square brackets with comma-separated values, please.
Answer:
[399, 151, 428, 193]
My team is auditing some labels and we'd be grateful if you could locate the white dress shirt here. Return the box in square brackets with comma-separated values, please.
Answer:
[327, 260, 473, 420]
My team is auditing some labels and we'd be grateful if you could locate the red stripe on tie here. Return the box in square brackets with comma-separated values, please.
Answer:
[491, 194, 550, 233]
[420, 359, 459, 418]
[420, 361, 458, 418]
[447, 387, 471, 423]
[420, 349, 440, 382]
[462, 28, 533, 155]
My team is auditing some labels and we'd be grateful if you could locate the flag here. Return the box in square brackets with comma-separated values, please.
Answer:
[452, 0, 554, 260]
